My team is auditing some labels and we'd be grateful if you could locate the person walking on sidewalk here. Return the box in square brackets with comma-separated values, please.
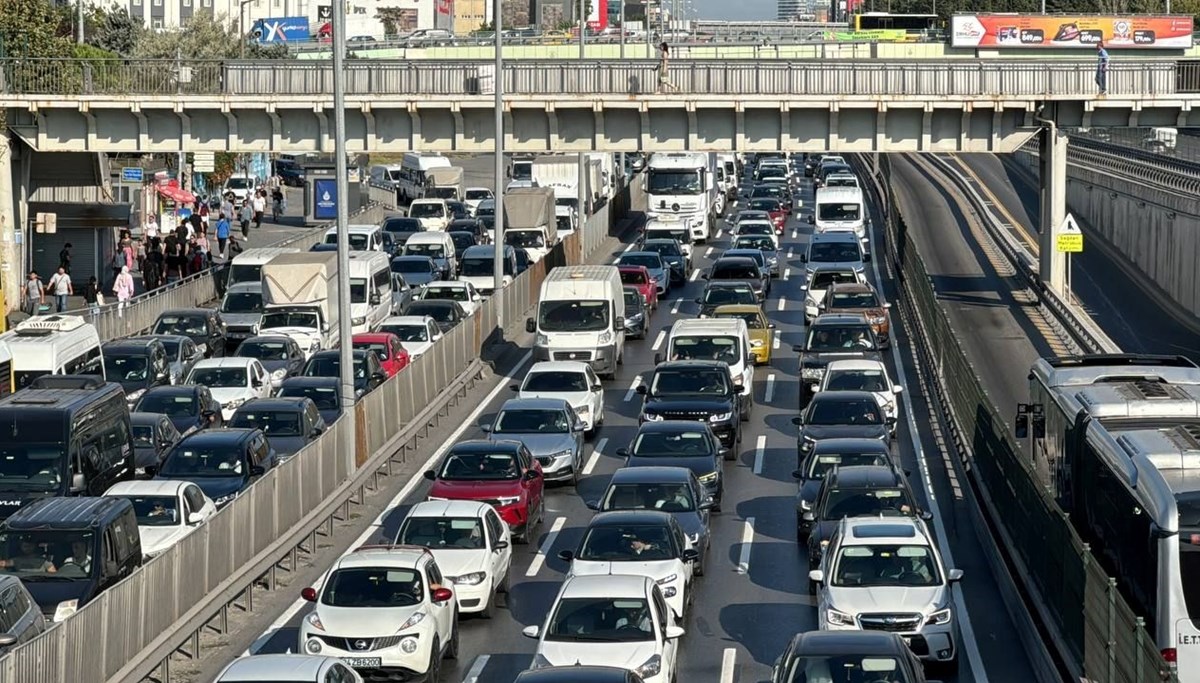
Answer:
[84, 276, 101, 316]
[215, 212, 231, 259]
[113, 266, 135, 317]
[252, 190, 266, 229]
[1096, 41, 1109, 94]
[21, 271, 44, 317]
[239, 201, 254, 239]
[47, 267, 72, 313]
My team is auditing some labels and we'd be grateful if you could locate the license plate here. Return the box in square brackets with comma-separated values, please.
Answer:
[341, 657, 382, 668]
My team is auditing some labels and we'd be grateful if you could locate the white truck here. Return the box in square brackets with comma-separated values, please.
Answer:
[716, 153, 738, 200]
[644, 152, 720, 243]
[424, 166, 464, 201]
[259, 251, 340, 357]
[504, 187, 557, 262]
[526, 265, 626, 379]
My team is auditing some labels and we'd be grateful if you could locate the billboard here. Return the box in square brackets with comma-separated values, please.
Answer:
[586, 0, 608, 31]
[313, 179, 338, 220]
[951, 14, 1194, 49]
[251, 16, 311, 43]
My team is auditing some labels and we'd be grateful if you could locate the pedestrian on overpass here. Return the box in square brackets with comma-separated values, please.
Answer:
[657, 42, 678, 93]
[1095, 41, 1109, 94]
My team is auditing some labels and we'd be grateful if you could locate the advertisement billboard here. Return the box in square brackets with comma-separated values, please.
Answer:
[587, 0, 608, 31]
[313, 179, 338, 220]
[951, 14, 1194, 49]
[251, 16, 311, 43]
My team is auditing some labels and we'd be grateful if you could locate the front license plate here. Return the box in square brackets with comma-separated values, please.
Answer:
[341, 657, 382, 668]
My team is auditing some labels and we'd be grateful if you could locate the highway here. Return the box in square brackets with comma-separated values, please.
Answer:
[186, 158, 1039, 683]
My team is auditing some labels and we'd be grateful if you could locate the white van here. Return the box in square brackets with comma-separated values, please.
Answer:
[324, 224, 383, 252]
[527, 266, 625, 379]
[1, 316, 103, 391]
[642, 217, 695, 262]
[369, 163, 403, 187]
[658, 319, 754, 414]
[716, 153, 738, 200]
[403, 232, 458, 280]
[811, 186, 868, 256]
[408, 199, 451, 231]
[348, 252, 393, 333]
[228, 247, 301, 287]
[397, 152, 451, 203]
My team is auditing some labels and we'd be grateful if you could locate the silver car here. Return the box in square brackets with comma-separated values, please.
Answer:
[482, 398, 586, 485]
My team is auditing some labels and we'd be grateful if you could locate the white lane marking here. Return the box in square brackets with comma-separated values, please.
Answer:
[623, 377, 641, 402]
[704, 247, 714, 258]
[735, 517, 755, 574]
[246, 351, 534, 655]
[791, 228, 799, 239]
[773, 329, 781, 350]
[777, 296, 786, 311]
[583, 438, 607, 475]
[787, 247, 794, 258]
[782, 268, 790, 282]
[526, 516, 567, 577]
[463, 655, 490, 683]
[719, 649, 737, 683]
[764, 373, 776, 403]
[651, 330, 666, 351]
[671, 297, 683, 315]
[689, 268, 701, 282]
[866, 219, 991, 683]
[752, 435, 766, 475]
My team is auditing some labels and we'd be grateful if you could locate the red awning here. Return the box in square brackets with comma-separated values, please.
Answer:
[156, 180, 196, 205]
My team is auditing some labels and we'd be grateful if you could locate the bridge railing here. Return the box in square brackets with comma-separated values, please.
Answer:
[0, 58, 1186, 97]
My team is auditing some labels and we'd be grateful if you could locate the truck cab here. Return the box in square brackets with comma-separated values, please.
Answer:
[644, 152, 717, 243]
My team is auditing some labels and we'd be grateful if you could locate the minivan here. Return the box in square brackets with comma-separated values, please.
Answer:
[403, 232, 458, 280]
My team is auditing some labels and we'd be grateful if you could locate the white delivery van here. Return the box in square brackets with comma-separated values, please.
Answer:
[397, 152, 451, 203]
[408, 199, 451, 231]
[403, 232, 458, 280]
[228, 247, 301, 287]
[1, 316, 104, 391]
[347, 251, 393, 333]
[527, 266, 625, 379]
[811, 185, 868, 257]
[657, 319, 754, 416]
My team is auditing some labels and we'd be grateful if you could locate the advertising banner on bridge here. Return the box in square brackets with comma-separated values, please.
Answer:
[251, 16, 311, 43]
[951, 14, 1194, 49]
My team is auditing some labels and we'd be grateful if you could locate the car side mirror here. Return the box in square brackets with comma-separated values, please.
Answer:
[746, 354, 755, 363]
[493, 540, 509, 551]
[616, 447, 630, 457]
[522, 625, 540, 638]
[921, 511, 934, 521]
[808, 569, 824, 584]
[423, 470, 437, 480]
[653, 353, 664, 365]
[792, 344, 805, 352]
[636, 384, 648, 395]
[682, 548, 700, 562]
[479, 423, 492, 433]
[614, 316, 624, 330]
[885, 417, 897, 427]
[187, 512, 204, 525]
[893, 385, 904, 394]
[799, 253, 807, 262]
[792, 469, 805, 480]
[883, 302, 892, 309]
[693, 298, 702, 304]
[144, 465, 158, 478]
[791, 416, 804, 426]
[369, 293, 381, 305]
[585, 500, 600, 511]
[431, 587, 454, 603]
[948, 568, 964, 582]
[372, 372, 387, 384]
[250, 465, 266, 477]
[665, 625, 686, 639]
[573, 421, 586, 433]
[591, 383, 603, 391]
[0, 633, 17, 647]
[768, 323, 776, 329]
[806, 215, 815, 224]
[523, 469, 540, 481]
[510, 384, 520, 392]
[557, 549, 575, 562]
[201, 410, 217, 419]
[526, 318, 536, 333]
[301, 587, 318, 602]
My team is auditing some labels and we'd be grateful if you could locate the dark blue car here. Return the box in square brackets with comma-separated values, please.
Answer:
[152, 428, 276, 508]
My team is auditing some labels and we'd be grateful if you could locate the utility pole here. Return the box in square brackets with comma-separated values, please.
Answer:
[331, 0, 357, 475]
[77, 0, 84, 44]
[579, 0, 586, 59]
[493, 0, 506, 325]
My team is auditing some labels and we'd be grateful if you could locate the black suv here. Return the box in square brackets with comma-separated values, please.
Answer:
[792, 438, 894, 541]
[772, 631, 933, 683]
[793, 390, 893, 463]
[793, 313, 883, 400]
[704, 256, 768, 302]
[637, 361, 741, 456]
[151, 308, 228, 358]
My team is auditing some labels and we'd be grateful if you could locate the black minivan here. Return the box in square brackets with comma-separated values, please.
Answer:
[102, 338, 172, 405]
[0, 497, 142, 621]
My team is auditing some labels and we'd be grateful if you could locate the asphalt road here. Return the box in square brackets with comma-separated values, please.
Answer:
[197, 164, 1037, 683]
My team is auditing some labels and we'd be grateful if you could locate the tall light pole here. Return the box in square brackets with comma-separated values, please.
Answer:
[331, 0, 356, 474]
[493, 0, 506, 322]
[618, 0, 624, 59]
[239, 0, 258, 58]
[76, 0, 84, 44]
[579, 0, 586, 59]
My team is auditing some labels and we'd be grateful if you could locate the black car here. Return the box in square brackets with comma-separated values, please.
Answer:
[407, 299, 468, 333]
[515, 666, 644, 683]
[301, 350, 387, 398]
[695, 281, 758, 318]
[390, 256, 441, 288]
[378, 230, 400, 257]
[229, 397, 327, 460]
[637, 361, 741, 455]
[234, 335, 306, 387]
[804, 465, 928, 572]
[793, 391, 893, 465]
[151, 308, 227, 358]
[772, 631, 932, 683]
[803, 156, 822, 177]
[637, 238, 688, 284]
[792, 438, 894, 540]
[309, 243, 338, 252]
[101, 338, 172, 404]
[448, 229, 480, 261]
[622, 287, 649, 339]
[277, 376, 343, 425]
[130, 334, 204, 385]
[133, 385, 224, 436]
[793, 314, 884, 400]
[618, 421, 724, 510]
[446, 200, 470, 220]
[705, 256, 768, 301]
[129, 411, 183, 476]
[152, 428, 276, 508]
[513, 247, 532, 276]
[381, 215, 424, 247]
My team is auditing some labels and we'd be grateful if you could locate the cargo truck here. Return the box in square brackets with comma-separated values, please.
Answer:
[644, 152, 719, 243]
[259, 251, 340, 357]
[424, 166, 464, 201]
[504, 187, 557, 262]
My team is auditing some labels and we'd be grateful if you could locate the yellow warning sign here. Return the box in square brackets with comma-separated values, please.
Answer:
[1056, 233, 1083, 253]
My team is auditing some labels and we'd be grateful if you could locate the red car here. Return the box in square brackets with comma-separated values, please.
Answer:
[423, 440, 545, 543]
[351, 332, 411, 378]
[619, 265, 659, 310]
[748, 198, 787, 234]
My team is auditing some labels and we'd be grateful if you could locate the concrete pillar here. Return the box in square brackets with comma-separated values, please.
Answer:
[1038, 126, 1068, 294]
[0, 134, 18, 318]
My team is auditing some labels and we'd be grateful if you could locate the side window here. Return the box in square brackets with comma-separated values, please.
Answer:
[651, 588, 670, 631]
[184, 484, 206, 511]
[373, 267, 391, 294]
[0, 588, 17, 632]
[486, 511, 505, 544]
[103, 528, 120, 573]
[426, 560, 444, 588]
[518, 448, 533, 471]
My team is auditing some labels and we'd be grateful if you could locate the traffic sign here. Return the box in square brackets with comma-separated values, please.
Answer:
[193, 152, 215, 173]
[1056, 213, 1083, 253]
[121, 167, 144, 183]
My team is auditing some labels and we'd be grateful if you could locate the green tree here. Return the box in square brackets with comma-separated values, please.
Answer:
[376, 7, 410, 37]
[89, 4, 141, 56]
[0, 0, 74, 59]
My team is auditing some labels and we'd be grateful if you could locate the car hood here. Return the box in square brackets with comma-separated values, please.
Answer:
[490, 432, 575, 457]
[627, 455, 718, 478]
[259, 359, 293, 374]
[172, 476, 245, 503]
[400, 340, 434, 358]
[569, 559, 682, 583]
[642, 398, 735, 417]
[429, 479, 523, 500]
[429, 550, 489, 579]
[538, 639, 660, 671]
[827, 584, 948, 617]
[268, 435, 310, 459]
[167, 416, 203, 435]
[315, 603, 426, 637]
[802, 424, 889, 442]
[25, 579, 93, 615]
[518, 390, 592, 413]
[209, 387, 256, 406]
[140, 524, 194, 556]
[221, 312, 262, 328]
[318, 408, 342, 425]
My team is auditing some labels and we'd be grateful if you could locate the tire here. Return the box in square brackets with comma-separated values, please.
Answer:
[427, 638, 442, 681]
[445, 618, 459, 659]
[479, 588, 494, 619]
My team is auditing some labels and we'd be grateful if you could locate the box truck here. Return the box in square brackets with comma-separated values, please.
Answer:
[504, 187, 557, 262]
[259, 251, 340, 356]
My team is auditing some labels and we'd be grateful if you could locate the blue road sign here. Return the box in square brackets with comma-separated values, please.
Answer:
[121, 167, 144, 183]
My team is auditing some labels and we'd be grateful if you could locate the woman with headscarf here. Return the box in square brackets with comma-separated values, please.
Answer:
[113, 266, 135, 317]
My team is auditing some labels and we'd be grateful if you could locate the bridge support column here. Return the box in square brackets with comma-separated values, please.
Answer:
[1038, 126, 1068, 294]
[0, 134, 16, 316]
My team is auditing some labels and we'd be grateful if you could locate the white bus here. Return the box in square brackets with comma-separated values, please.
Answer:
[348, 251, 393, 333]
[398, 153, 451, 204]
[0, 316, 103, 391]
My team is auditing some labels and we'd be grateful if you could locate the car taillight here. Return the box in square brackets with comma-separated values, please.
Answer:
[1162, 648, 1177, 664]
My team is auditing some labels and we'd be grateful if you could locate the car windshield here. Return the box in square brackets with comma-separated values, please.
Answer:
[811, 272, 858, 290]
[806, 325, 876, 352]
[669, 336, 740, 364]
[409, 203, 445, 218]
[545, 597, 655, 642]
[737, 223, 773, 236]
[619, 254, 662, 270]
[158, 338, 182, 357]
[735, 236, 776, 252]
[280, 385, 339, 410]
[752, 186, 784, 199]
[261, 311, 318, 329]
[354, 341, 393, 361]
[121, 494, 184, 528]
[466, 189, 491, 200]
[806, 452, 891, 479]
[460, 257, 495, 277]
[381, 324, 429, 342]
[832, 544, 940, 587]
[159, 446, 245, 478]
[494, 408, 570, 434]
[325, 233, 372, 250]
[105, 355, 149, 383]
[602, 483, 696, 513]
[0, 531, 94, 579]
[136, 394, 196, 417]
[714, 311, 765, 329]
[784, 655, 905, 683]
[349, 279, 369, 304]
[397, 517, 485, 550]
[405, 244, 445, 258]
[830, 291, 879, 308]
[506, 231, 545, 249]
[824, 488, 912, 520]
[187, 367, 247, 388]
[578, 524, 676, 561]
[237, 340, 292, 361]
[392, 258, 432, 274]
[826, 370, 889, 393]
[620, 270, 649, 285]
[305, 357, 366, 380]
[818, 203, 861, 221]
[424, 286, 470, 302]
[320, 567, 425, 607]
[810, 242, 860, 263]
[230, 410, 302, 436]
[225, 178, 252, 190]
[538, 300, 610, 333]
[647, 169, 701, 194]
[409, 303, 456, 323]
[807, 397, 884, 425]
[523, 371, 589, 393]
[645, 229, 688, 244]
[702, 286, 756, 307]
[749, 199, 780, 212]
[641, 242, 681, 257]
[221, 292, 263, 314]
[450, 233, 476, 251]
[0, 443, 66, 493]
[131, 424, 156, 446]
[650, 369, 730, 396]
[438, 451, 520, 480]
[382, 218, 422, 234]
[711, 262, 759, 279]
[632, 430, 711, 457]
[153, 315, 207, 336]
[623, 291, 643, 310]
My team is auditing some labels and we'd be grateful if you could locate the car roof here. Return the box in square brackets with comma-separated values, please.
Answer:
[5, 496, 129, 530]
[840, 518, 929, 546]
[353, 333, 399, 343]
[811, 313, 871, 327]
[589, 510, 675, 526]
[102, 338, 160, 353]
[143, 385, 202, 398]
[527, 361, 591, 374]
[240, 335, 295, 345]
[654, 360, 729, 372]
[236, 397, 311, 412]
[826, 359, 888, 372]
[337, 545, 431, 570]
[499, 397, 572, 411]
[382, 316, 435, 326]
[406, 499, 495, 519]
[789, 630, 906, 656]
[827, 282, 875, 294]
[514, 665, 635, 683]
[191, 357, 258, 369]
[809, 231, 859, 244]
[160, 308, 211, 317]
[810, 390, 880, 403]
[105, 479, 192, 497]
[560, 574, 654, 599]
[827, 465, 902, 488]
[636, 420, 711, 434]
[449, 439, 523, 453]
[811, 438, 892, 455]
[280, 376, 340, 389]
[712, 256, 757, 266]
[608, 466, 695, 485]
[177, 428, 259, 446]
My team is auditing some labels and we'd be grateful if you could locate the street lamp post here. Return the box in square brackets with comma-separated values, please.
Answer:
[493, 0, 505, 322]
[239, 0, 258, 58]
[331, 0, 356, 475]
[618, 0, 624, 59]
[579, 0, 586, 59]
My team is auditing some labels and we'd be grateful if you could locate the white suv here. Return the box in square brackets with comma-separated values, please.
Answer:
[394, 501, 513, 618]
[408, 199, 450, 231]
[808, 517, 962, 670]
[298, 546, 459, 680]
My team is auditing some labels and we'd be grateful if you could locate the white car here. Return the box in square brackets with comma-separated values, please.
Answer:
[214, 654, 364, 682]
[523, 574, 684, 683]
[802, 267, 868, 322]
[558, 511, 696, 622]
[298, 546, 459, 679]
[418, 281, 482, 318]
[732, 220, 780, 249]
[408, 199, 451, 231]
[513, 361, 606, 435]
[104, 479, 216, 557]
[394, 500, 513, 618]
[379, 315, 443, 359]
[817, 359, 904, 428]
[184, 358, 271, 420]
[463, 187, 494, 215]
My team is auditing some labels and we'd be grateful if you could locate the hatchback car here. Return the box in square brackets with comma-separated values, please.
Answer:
[129, 411, 183, 475]
[710, 305, 774, 365]
[234, 335, 307, 389]
[695, 281, 758, 318]
[419, 281, 482, 317]
[637, 239, 688, 284]
[151, 308, 227, 358]
[230, 397, 327, 459]
[133, 385, 224, 436]
[619, 421, 724, 509]
[379, 315, 443, 359]
[381, 215, 424, 247]
[103, 479, 216, 556]
[636, 361, 741, 454]
[623, 287, 650, 340]
[424, 440, 545, 543]
[407, 300, 468, 333]
[102, 338, 172, 405]
[352, 333, 411, 378]
[731, 234, 781, 277]
[302, 350, 388, 398]
[483, 398, 586, 484]
[819, 282, 891, 346]
[513, 361, 606, 435]
[817, 359, 904, 429]
[706, 256, 768, 301]
[619, 266, 659, 310]
[184, 358, 272, 420]
[130, 334, 204, 385]
[152, 428, 276, 507]
[214, 655, 364, 683]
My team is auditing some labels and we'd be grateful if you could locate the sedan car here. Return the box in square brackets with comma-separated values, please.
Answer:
[133, 385, 224, 436]
[483, 398, 586, 484]
[619, 266, 659, 310]
[352, 332, 411, 378]
[406, 300, 468, 333]
[103, 479, 216, 556]
[277, 376, 343, 426]
[794, 391, 894, 464]
[233, 335, 306, 389]
[617, 252, 669, 295]
[419, 281, 482, 317]
[695, 281, 758, 318]
[214, 655, 364, 683]
[705, 256, 768, 302]
[618, 421, 724, 510]
[792, 438, 895, 541]
[229, 397, 327, 460]
[802, 266, 868, 323]
[390, 255, 441, 288]
[513, 361, 606, 435]
[732, 220, 780, 249]
[637, 238, 688, 284]
[184, 358, 272, 421]
[424, 439, 545, 543]
[152, 428, 276, 507]
[151, 308, 227, 358]
[623, 287, 650, 340]
[129, 412, 183, 476]
[380, 215, 424, 247]
[745, 197, 786, 233]
[731, 235, 780, 277]
[302, 350, 387, 398]
[379, 315, 443, 359]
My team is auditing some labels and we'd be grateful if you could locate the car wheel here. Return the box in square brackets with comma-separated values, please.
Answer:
[445, 617, 460, 659]
[479, 588, 494, 619]
[427, 638, 442, 681]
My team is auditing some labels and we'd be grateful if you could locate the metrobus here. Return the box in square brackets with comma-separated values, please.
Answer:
[852, 12, 937, 33]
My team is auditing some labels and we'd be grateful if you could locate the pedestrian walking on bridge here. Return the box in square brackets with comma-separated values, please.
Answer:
[1096, 41, 1109, 94]
[657, 42, 679, 93]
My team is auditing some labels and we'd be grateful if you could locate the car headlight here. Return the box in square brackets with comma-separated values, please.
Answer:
[801, 367, 823, 380]
[926, 608, 953, 626]
[536, 333, 548, 345]
[305, 611, 325, 631]
[643, 413, 664, 422]
[574, 404, 590, 415]
[656, 573, 678, 585]
[709, 411, 732, 422]
[397, 611, 426, 631]
[532, 654, 553, 669]
[53, 599, 78, 622]
[635, 655, 663, 679]
[750, 340, 764, 348]
[271, 368, 287, 380]
[687, 532, 700, 546]
[495, 496, 521, 507]
[214, 493, 238, 506]
[805, 297, 818, 309]
[426, 495, 449, 501]
[225, 398, 246, 410]
[869, 315, 886, 325]
[352, 316, 367, 326]
[547, 449, 573, 461]
[827, 608, 855, 627]
[598, 330, 613, 344]
[452, 571, 487, 586]
[125, 388, 146, 402]
[251, 323, 260, 335]
[698, 472, 718, 484]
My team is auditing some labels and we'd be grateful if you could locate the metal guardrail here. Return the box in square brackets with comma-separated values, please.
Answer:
[867, 153, 1171, 683]
[0, 58, 1185, 97]
[1070, 128, 1200, 168]
[1044, 136, 1200, 195]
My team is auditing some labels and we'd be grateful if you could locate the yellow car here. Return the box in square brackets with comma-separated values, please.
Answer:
[541, 30, 573, 45]
[712, 304, 774, 365]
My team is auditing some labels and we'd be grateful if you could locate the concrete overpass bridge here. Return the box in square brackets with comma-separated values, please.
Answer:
[3, 58, 1199, 154]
